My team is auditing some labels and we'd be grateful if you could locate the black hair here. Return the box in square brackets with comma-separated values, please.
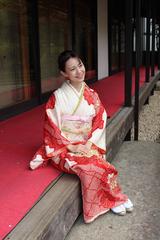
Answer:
[58, 50, 79, 72]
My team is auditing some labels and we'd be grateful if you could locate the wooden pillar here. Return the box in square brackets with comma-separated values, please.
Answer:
[28, 0, 42, 103]
[19, 0, 31, 100]
[124, 0, 133, 141]
[158, 21, 160, 70]
[145, 11, 150, 82]
[151, 7, 155, 76]
[124, 0, 133, 107]
[134, 0, 141, 141]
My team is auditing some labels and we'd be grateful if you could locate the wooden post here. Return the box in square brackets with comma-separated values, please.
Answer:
[19, 0, 31, 100]
[134, 0, 141, 141]
[124, 0, 133, 107]
[145, 12, 151, 82]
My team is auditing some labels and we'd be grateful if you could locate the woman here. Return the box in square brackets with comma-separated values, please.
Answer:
[30, 50, 133, 223]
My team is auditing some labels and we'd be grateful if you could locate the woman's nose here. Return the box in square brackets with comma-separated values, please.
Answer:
[76, 67, 81, 73]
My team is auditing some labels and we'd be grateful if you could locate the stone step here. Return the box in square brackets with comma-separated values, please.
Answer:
[155, 80, 160, 90]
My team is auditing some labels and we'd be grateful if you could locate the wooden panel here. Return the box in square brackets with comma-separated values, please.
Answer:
[106, 107, 134, 161]
[138, 71, 160, 108]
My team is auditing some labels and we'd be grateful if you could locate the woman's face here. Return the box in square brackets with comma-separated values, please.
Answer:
[61, 57, 85, 84]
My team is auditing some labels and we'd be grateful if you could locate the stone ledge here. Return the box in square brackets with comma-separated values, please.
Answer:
[155, 80, 160, 90]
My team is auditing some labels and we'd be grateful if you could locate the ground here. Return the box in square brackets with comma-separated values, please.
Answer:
[132, 82, 160, 142]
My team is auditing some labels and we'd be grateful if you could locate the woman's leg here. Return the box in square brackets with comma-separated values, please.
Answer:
[69, 154, 128, 223]
[51, 151, 129, 223]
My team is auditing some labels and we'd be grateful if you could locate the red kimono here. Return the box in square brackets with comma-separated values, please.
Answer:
[30, 81, 127, 223]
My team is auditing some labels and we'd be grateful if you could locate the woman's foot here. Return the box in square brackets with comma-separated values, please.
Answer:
[111, 204, 126, 216]
[123, 199, 134, 212]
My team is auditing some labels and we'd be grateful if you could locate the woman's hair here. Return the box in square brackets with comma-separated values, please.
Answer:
[58, 50, 79, 72]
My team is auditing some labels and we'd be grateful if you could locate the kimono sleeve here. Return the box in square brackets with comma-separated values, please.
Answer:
[43, 93, 70, 155]
[30, 93, 69, 170]
[87, 90, 107, 153]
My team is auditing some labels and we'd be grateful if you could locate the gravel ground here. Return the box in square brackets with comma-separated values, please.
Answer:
[132, 82, 160, 142]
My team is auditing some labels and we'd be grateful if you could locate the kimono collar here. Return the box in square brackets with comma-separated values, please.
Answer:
[66, 80, 85, 97]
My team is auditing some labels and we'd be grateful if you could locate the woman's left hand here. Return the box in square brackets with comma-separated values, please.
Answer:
[67, 142, 92, 154]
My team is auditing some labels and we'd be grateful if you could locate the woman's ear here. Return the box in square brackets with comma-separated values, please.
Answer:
[60, 70, 68, 78]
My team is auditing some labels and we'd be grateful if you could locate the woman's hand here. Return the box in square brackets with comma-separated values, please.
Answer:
[67, 142, 92, 154]
[67, 144, 78, 153]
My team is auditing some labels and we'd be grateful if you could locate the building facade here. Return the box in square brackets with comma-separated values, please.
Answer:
[0, 0, 159, 120]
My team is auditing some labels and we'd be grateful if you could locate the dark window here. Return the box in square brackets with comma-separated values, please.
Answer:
[74, 0, 97, 81]
[38, 0, 70, 93]
[0, 1, 35, 110]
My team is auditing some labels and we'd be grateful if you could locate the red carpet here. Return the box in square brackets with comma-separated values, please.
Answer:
[0, 106, 61, 239]
[91, 67, 146, 117]
[0, 67, 155, 239]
